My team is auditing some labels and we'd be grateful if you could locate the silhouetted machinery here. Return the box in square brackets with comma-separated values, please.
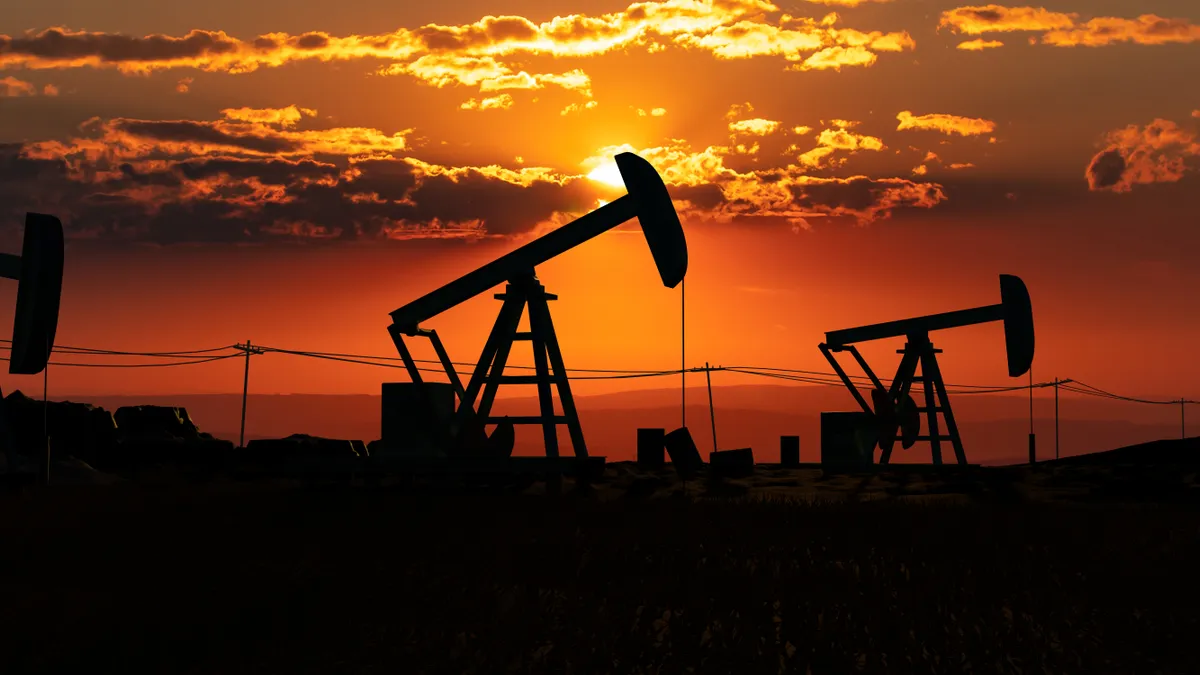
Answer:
[387, 153, 687, 458]
[0, 213, 65, 469]
[818, 274, 1034, 465]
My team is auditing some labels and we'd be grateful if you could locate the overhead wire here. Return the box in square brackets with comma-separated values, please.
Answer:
[0, 337, 1194, 406]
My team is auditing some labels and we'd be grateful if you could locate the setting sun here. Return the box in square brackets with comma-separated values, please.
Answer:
[586, 162, 626, 189]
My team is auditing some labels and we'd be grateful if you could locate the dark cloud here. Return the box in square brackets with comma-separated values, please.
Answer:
[0, 28, 239, 63]
[400, 171, 597, 236]
[1086, 149, 1126, 191]
[113, 119, 300, 154]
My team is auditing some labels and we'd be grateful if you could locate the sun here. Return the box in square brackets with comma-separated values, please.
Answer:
[586, 162, 626, 189]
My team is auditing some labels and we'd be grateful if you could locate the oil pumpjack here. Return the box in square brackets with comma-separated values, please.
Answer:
[0, 213, 64, 472]
[387, 152, 687, 459]
[819, 274, 1035, 465]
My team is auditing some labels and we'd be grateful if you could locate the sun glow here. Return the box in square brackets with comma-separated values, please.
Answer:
[586, 162, 625, 188]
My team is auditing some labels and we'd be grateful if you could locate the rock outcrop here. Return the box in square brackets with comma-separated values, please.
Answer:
[244, 434, 367, 466]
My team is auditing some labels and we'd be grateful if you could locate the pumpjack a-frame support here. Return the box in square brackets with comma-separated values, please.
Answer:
[388, 270, 587, 458]
[887, 332, 966, 465]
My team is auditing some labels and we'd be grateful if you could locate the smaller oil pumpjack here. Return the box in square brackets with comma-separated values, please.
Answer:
[818, 274, 1034, 465]
[388, 152, 687, 458]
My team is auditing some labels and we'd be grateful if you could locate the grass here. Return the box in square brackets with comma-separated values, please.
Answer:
[1, 484, 1197, 674]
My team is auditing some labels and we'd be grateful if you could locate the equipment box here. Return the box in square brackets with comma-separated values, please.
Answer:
[820, 412, 877, 469]
[380, 382, 456, 456]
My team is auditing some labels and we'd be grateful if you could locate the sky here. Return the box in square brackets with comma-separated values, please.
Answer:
[0, 0, 1197, 403]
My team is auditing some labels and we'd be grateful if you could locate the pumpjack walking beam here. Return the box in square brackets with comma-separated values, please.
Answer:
[386, 152, 688, 457]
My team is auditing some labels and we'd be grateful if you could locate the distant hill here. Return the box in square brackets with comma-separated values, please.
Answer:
[50, 384, 1186, 466]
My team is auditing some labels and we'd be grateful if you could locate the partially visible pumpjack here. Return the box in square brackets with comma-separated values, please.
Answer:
[0, 213, 64, 471]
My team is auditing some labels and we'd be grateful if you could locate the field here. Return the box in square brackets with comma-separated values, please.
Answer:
[2, 446, 1199, 674]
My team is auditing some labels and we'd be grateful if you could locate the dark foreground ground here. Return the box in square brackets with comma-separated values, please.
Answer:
[1, 483, 1197, 675]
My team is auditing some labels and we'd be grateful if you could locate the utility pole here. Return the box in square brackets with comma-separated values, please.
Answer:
[1028, 368, 1036, 465]
[43, 337, 50, 486]
[681, 277, 686, 429]
[1054, 377, 1059, 460]
[705, 362, 717, 453]
[236, 340, 264, 448]
[1181, 398, 1187, 440]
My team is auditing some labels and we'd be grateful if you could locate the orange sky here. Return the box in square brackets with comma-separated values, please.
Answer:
[0, 0, 1198, 403]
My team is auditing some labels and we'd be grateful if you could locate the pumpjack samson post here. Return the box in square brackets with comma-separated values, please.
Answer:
[388, 152, 688, 458]
[818, 274, 1035, 465]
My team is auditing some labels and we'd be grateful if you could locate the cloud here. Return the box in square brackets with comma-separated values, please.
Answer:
[1041, 15, 1200, 47]
[460, 94, 515, 110]
[956, 38, 1004, 50]
[583, 136, 943, 227]
[1085, 117, 1200, 192]
[729, 118, 782, 135]
[791, 126, 812, 135]
[795, 126, 884, 169]
[176, 77, 193, 93]
[42, 84, 59, 96]
[896, 110, 997, 136]
[939, 6, 1077, 34]
[220, 105, 316, 127]
[912, 164, 928, 175]
[560, 100, 598, 115]
[0, 2, 915, 110]
[949, 162, 975, 169]
[1, 107, 607, 243]
[4, 103, 953, 244]
[801, 0, 892, 5]
[0, 76, 37, 96]
[941, 6, 1200, 47]
[1194, 110, 1200, 118]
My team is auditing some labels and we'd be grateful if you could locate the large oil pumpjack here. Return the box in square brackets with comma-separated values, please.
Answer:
[388, 152, 687, 458]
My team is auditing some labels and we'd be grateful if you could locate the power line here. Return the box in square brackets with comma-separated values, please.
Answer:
[2, 336, 1196, 408]
[0, 354, 241, 368]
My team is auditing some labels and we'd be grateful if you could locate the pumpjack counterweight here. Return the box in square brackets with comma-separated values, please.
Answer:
[386, 152, 688, 458]
[819, 274, 1035, 465]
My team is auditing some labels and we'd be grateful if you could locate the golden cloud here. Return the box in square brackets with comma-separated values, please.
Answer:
[941, 6, 1200, 48]
[802, 0, 893, 5]
[896, 110, 997, 136]
[912, 164, 928, 175]
[0, 76, 37, 97]
[580, 130, 939, 228]
[729, 118, 782, 135]
[460, 94, 515, 110]
[176, 77, 193, 93]
[220, 105, 316, 127]
[1086, 117, 1200, 192]
[560, 100, 598, 115]
[939, 5, 1077, 34]
[1041, 15, 1200, 47]
[0, 1, 914, 110]
[796, 127, 884, 168]
[948, 162, 975, 169]
[957, 38, 1004, 50]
